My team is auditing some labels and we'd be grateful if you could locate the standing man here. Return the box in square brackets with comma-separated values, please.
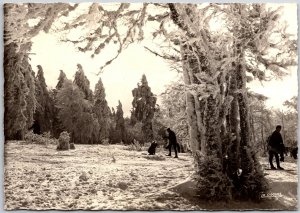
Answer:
[166, 128, 178, 158]
[268, 125, 285, 170]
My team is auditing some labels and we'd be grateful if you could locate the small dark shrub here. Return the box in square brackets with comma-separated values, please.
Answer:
[70, 143, 75, 150]
[57, 131, 70, 151]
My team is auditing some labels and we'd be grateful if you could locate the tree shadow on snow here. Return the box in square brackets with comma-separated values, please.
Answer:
[169, 179, 297, 210]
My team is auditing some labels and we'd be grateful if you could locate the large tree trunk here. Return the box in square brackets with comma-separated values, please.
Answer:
[235, 43, 268, 200]
[204, 95, 222, 158]
[249, 106, 257, 150]
[261, 124, 266, 154]
[180, 44, 203, 153]
[235, 42, 252, 172]
[168, 3, 264, 201]
[227, 73, 241, 172]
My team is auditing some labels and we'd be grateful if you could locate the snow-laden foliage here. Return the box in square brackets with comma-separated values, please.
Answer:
[4, 43, 36, 140]
[110, 101, 126, 144]
[93, 78, 111, 142]
[273, 96, 298, 147]
[73, 64, 93, 101]
[283, 96, 297, 112]
[4, 2, 297, 202]
[4, 3, 78, 52]
[56, 70, 67, 90]
[194, 151, 233, 201]
[59, 3, 151, 72]
[34, 65, 54, 134]
[125, 120, 144, 145]
[157, 79, 190, 151]
[57, 131, 70, 150]
[248, 92, 273, 155]
[131, 74, 157, 142]
[24, 131, 57, 145]
[51, 70, 68, 138]
[56, 80, 95, 144]
[236, 146, 269, 200]
[223, 4, 297, 80]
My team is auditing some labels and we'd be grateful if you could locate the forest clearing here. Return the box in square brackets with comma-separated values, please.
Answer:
[4, 141, 297, 210]
[4, 2, 298, 210]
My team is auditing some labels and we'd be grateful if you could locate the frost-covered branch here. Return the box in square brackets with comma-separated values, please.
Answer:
[4, 3, 78, 52]
[144, 46, 181, 62]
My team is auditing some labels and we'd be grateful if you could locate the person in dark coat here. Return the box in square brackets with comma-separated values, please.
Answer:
[166, 128, 178, 158]
[268, 125, 284, 170]
[148, 140, 158, 155]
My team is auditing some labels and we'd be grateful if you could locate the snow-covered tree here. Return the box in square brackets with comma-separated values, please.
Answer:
[50, 70, 68, 138]
[93, 78, 111, 142]
[4, 2, 297, 201]
[56, 70, 67, 90]
[73, 64, 93, 101]
[56, 80, 94, 144]
[274, 96, 298, 147]
[4, 3, 78, 52]
[157, 79, 190, 150]
[131, 74, 157, 141]
[114, 101, 126, 143]
[34, 65, 53, 134]
[248, 92, 273, 155]
[4, 42, 36, 140]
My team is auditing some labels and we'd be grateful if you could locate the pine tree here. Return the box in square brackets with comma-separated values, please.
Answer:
[115, 101, 126, 143]
[93, 78, 110, 143]
[24, 61, 37, 131]
[34, 65, 53, 134]
[4, 42, 36, 140]
[56, 70, 67, 90]
[52, 70, 68, 138]
[131, 74, 157, 142]
[73, 64, 93, 101]
[56, 80, 94, 144]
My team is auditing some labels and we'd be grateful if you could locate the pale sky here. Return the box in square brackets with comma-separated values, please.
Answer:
[29, 3, 298, 117]
[30, 33, 179, 116]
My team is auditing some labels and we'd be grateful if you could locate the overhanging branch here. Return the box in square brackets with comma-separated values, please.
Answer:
[144, 46, 181, 62]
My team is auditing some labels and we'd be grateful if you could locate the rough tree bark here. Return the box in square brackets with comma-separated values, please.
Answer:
[227, 72, 241, 170]
[235, 43, 252, 173]
[181, 44, 203, 152]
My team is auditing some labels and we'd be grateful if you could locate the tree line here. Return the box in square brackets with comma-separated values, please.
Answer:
[4, 43, 161, 145]
[4, 3, 297, 201]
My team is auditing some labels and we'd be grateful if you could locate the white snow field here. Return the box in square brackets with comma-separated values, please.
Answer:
[4, 141, 298, 210]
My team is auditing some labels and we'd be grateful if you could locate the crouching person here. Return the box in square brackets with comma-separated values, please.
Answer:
[148, 140, 158, 155]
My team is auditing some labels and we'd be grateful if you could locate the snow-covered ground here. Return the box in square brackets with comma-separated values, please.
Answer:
[4, 142, 298, 210]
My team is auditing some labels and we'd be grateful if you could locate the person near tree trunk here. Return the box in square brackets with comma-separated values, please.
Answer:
[165, 128, 178, 158]
[268, 125, 285, 170]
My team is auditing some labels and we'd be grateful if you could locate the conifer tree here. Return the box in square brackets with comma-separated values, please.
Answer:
[93, 78, 110, 142]
[73, 64, 93, 101]
[131, 74, 157, 141]
[52, 70, 68, 138]
[56, 70, 67, 90]
[111, 107, 116, 118]
[115, 101, 126, 143]
[34, 65, 53, 133]
[24, 63, 37, 131]
[4, 42, 36, 140]
[56, 80, 94, 144]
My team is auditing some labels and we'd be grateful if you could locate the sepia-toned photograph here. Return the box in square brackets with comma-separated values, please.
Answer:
[3, 2, 298, 211]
